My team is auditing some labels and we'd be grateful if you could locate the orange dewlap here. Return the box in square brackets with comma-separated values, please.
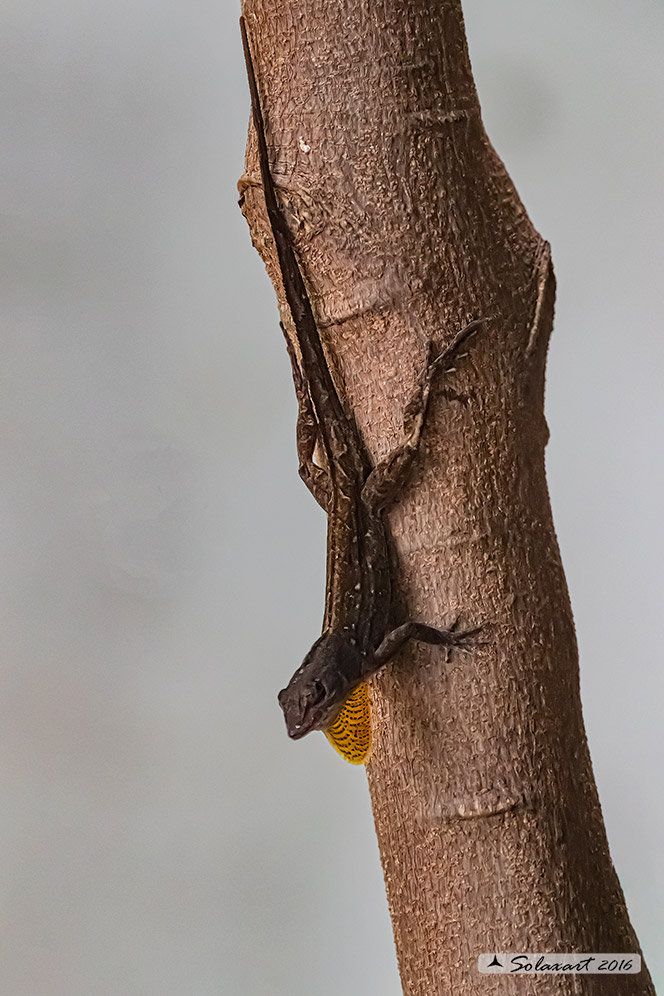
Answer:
[324, 682, 372, 764]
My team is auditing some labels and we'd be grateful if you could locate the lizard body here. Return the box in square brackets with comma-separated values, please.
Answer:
[241, 18, 483, 763]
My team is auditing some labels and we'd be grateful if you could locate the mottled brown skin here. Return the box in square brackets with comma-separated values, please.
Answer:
[241, 18, 482, 743]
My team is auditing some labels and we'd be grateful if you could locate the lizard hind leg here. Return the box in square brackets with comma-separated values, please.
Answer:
[361, 318, 486, 514]
[324, 682, 372, 764]
[280, 323, 332, 512]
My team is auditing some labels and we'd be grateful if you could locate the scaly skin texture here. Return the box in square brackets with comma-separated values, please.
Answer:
[242, 17, 482, 763]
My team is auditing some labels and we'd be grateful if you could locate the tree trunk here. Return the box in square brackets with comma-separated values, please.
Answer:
[238, 1, 655, 993]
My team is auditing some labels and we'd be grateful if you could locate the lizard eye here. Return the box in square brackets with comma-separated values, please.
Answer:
[311, 679, 326, 703]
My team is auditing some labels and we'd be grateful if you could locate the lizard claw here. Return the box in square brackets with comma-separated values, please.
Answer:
[445, 623, 486, 651]
[430, 317, 490, 371]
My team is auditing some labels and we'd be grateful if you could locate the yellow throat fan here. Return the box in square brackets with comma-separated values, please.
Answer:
[324, 682, 372, 764]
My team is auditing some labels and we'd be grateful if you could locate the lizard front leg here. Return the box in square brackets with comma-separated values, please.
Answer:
[361, 318, 485, 513]
[327, 620, 482, 759]
[280, 323, 332, 513]
[371, 619, 482, 670]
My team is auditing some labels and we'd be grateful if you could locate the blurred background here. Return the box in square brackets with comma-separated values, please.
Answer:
[1, 1, 662, 993]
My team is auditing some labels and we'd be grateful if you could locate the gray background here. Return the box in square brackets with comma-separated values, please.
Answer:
[1, 1, 662, 994]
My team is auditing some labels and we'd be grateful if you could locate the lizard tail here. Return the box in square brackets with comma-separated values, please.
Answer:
[324, 683, 372, 764]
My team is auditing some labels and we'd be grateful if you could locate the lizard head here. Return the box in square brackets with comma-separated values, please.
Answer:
[278, 632, 365, 740]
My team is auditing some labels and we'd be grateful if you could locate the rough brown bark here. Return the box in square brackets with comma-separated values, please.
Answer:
[238, 2, 654, 993]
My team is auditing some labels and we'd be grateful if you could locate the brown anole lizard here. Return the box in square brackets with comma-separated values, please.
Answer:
[241, 18, 484, 763]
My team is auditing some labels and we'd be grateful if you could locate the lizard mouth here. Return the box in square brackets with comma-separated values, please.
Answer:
[286, 707, 326, 740]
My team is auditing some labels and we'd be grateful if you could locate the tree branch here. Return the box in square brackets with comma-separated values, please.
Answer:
[238, 1, 654, 992]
